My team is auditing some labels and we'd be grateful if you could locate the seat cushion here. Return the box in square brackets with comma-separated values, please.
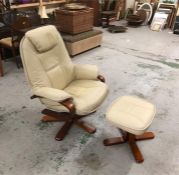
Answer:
[106, 96, 156, 135]
[0, 37, 12, 47]
[40, 80, 108, 115]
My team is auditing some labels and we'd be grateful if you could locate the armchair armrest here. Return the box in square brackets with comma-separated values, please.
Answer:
[74, 64, 99, 80]
[32, 87, 72, 102]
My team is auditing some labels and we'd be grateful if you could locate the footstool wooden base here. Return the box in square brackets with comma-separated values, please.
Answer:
[104, 129, 155, 163]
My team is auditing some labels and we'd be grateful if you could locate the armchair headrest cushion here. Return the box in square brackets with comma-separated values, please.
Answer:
[26, 25, 59, 53]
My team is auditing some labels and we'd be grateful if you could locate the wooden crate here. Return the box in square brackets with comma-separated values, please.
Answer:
[55, 7, 94, 34]
[61, 29, 102, 56]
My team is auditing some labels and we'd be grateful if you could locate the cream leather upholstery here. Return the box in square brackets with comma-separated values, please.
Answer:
[74, 64, 99, 80]
[106, 96, 156, 135]
[20, 25, 108, 115]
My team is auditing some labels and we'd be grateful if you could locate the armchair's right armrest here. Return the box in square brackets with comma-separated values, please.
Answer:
[32, 87, 72, 103]
[74, 64, 99, 80]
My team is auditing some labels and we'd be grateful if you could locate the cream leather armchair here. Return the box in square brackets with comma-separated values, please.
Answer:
[20, 25, 108, 141]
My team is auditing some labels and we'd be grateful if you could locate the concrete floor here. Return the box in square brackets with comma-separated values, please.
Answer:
[0, 25, 179, 175]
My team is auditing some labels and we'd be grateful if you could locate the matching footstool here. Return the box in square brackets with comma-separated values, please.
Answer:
[104, 96, 156, 163]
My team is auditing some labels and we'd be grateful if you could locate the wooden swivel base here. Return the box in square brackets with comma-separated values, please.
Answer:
[41, 109, 96, 141]
[103, 130, 155, 163]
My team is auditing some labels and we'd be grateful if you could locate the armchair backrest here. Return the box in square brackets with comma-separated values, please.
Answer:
[20, 25, 74, 90]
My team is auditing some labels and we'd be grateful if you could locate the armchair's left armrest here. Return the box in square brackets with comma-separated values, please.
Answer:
[32, 87, 72, 102]
[74, 64, 99, 80]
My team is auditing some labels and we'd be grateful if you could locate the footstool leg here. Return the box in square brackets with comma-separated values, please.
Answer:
[135, 132, 155, 141]
[128, 133, 144, 163]
[103, 137, 126, 146]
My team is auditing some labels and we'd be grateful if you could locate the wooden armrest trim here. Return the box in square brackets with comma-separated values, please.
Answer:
[60, 98, 76, 114]
[31, 95, 76, 114]
[97, 75, 105, 83]
[30, 95, 39, 99]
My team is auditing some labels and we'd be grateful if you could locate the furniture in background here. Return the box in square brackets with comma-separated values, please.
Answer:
[133, 0, 156, 12]
[0, 0, 10, 12]
[20, 25, 108, 141]
[132, 0, 158, 25]
[0, 20, 11, 76]
[173, 15, 179, 33]
[127, 9, 147, 26]
[101, 11, 117, 28]
[108, 25, 128, 33]
[138, 3, 153, 24]
[150, 12, 169, 31]
[6, 0, 66, 10]
[38, 0, 48, 19]
[104, 96, 156, 163]
[76, 0, 125, 27]
[0, 24, 11, 39]
[55, 5, 103, 56]
[0, 12, 31, 68]
[150, 3, 176, 31]
[132, 1, 155, 24]
[0, 56, 3, 76]
[156, 2, 177, 28]
[76, 0, 101, 26]
[22, 10, 41, 26]
[55, 7, 93, 34]
[101, 0, 125, 27]
[61, 29, 102, 56]
[0, 0, 66, 24]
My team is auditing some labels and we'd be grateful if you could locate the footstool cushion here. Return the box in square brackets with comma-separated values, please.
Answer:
[106, 96, 156, 135]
